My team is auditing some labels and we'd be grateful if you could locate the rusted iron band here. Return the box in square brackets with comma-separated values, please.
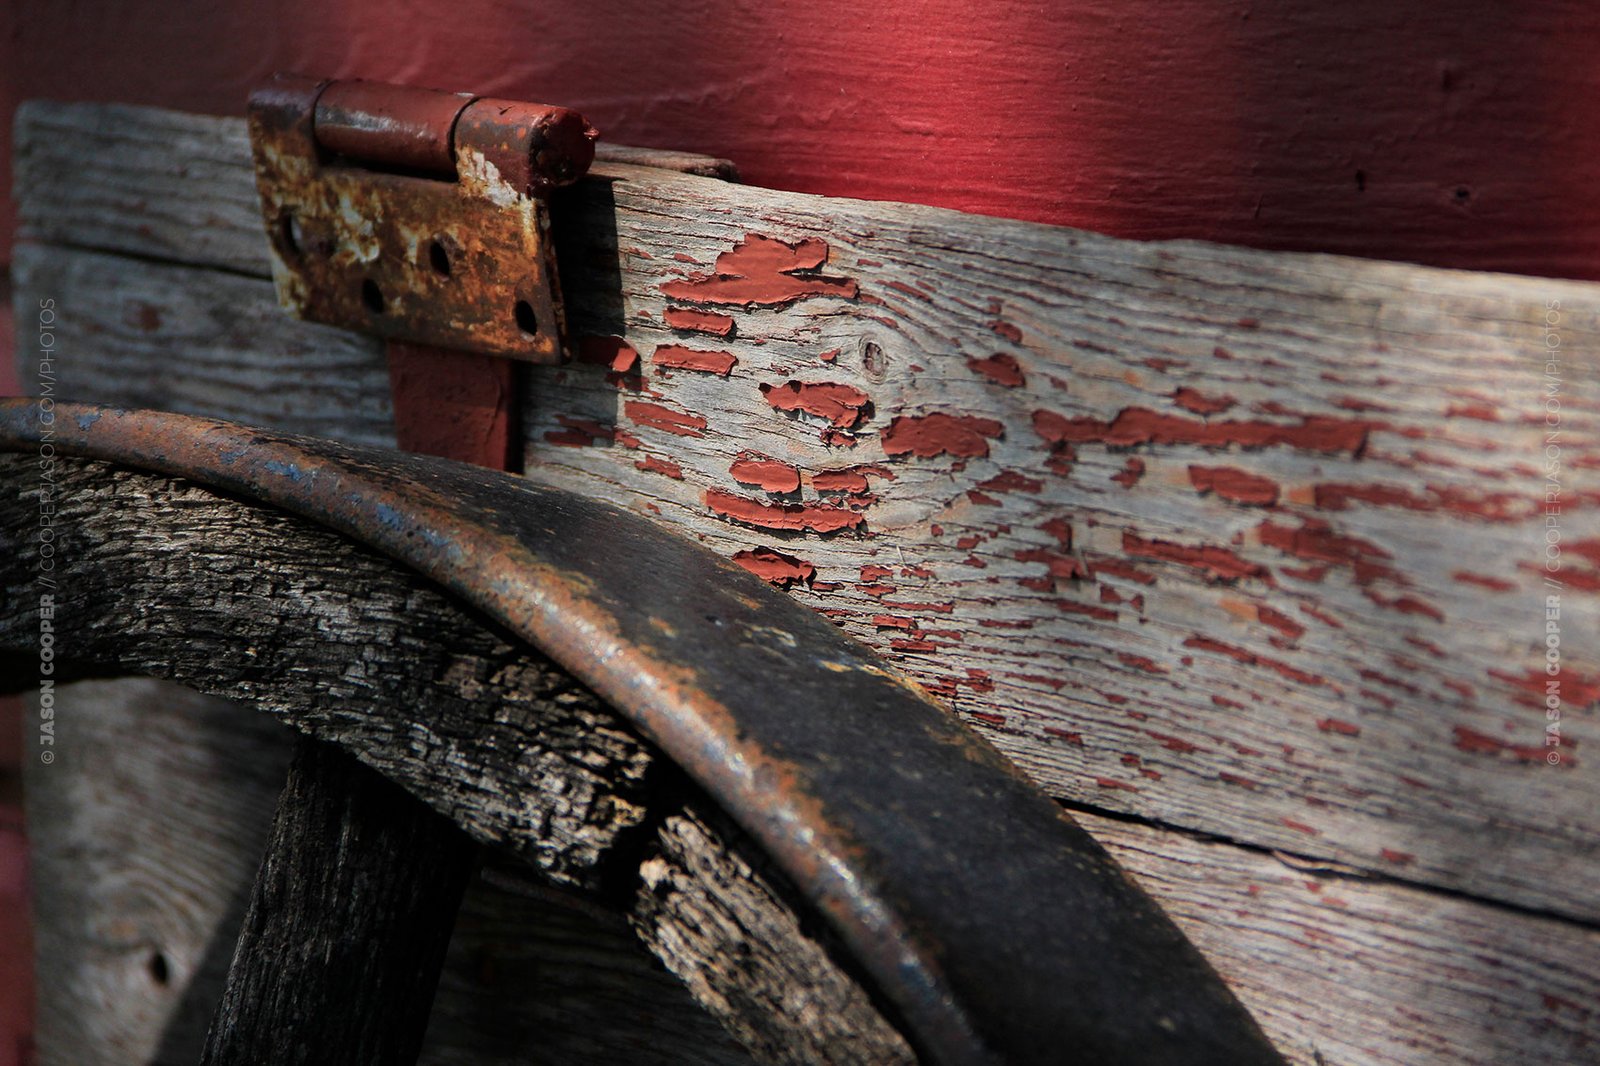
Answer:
[0, 400, 1282, 1066]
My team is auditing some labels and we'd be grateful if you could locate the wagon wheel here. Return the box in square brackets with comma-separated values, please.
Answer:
[0, 400, 1282, 1065]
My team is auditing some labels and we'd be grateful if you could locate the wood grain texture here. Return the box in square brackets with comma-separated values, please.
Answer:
[12, 464, 1598, 1065]
[21, 679, 293, 1065]
[200, 739, 474, 1066]
[1, 458, 917, 1065]
[13, 102, 1598, 925]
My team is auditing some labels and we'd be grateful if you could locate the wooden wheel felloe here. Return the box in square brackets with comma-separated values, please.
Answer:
[0, 402, 1282, 1065]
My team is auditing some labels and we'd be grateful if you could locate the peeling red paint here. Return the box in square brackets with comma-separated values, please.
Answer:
[813, 464, 893, 495]
[1452, 725, 1564, 764]
[1188, 465, 1280, 506]
[1053, 599, 1119, 621]
[1257, 519, 1398, 585]
[1489, 667, 1600, 708]
[1313, 481, 1525, 522]
[1257, 605, 1305, 640]
[578, 334, 640, 373]
[1380, 849, 1415, 866]
[1317, 718, 1361, 737]
[1089, 556, 1158, 586]
[1148, 731, 1204, 754]
[1123, 530, 1269, 584]
[544, 414, 615, 447]
[1183, 635, 1326, 687]
[1172, 386, 1237, 415]
[1219, 771, 1261, 790]
[706, 489, 864, 534]
[1364, 590, 1446, 623]
[731, 547, 815, 587]
[660, 235, 858, 307]
[662, 306, 735, 337]
[1015, 547, 1088, 587]
[881, 413, 1004, 458]
[1110, 457, 1146, 489]
[1033, 407, 1370, 454]
[625, 400, 709, 437]
[652, 344, 738, 376]
[760, 380, 873, 430]
[859, 564, 895, 582]
[1116, 652, 1167, 674]
[1280, 818, 1321, 836]
[990, 320, 1024, 344]
[978, 470, 1044, 494]
[634, 455, 684, 479]
[1095, 776, 1140, 793]
[966, 352, 1026, 387]
[871, 614, 917, 630]
[729, 454, 802, 493]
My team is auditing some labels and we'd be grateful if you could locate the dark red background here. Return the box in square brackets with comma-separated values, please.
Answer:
[2, 2, 1597, 1062]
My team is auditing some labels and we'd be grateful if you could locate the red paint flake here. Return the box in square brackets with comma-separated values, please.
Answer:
[1183, 635, 1327, 687]
[1095, 777, 1140, 792]
[1211, 696, 1244, 710]
[1117, 652, 1168, 674]
[578, 335, 641, 373]
[1089, 556, 1159, 586]
[635, 455, 684, 479]
[1364, 590, 1446, 623]
[1015, 548, 1089, 587]
[990, 319, 1024, 343]
[979, 470, 1044, 494]
[1257, 605, 1306, 640]
[662, 306, 735, 337]
[544, 414, 615, 447]
[1451, 725, 1558, 764]
[1038, 517, 1073, 549]
[729, 454, 802, 493]
[625, 400, 708, 437]
[1313, 481, 1524, 522]
[1489, 667, 1600, 708]
[652, 344, 738, 376]
[819, 348, 840, 363]
[1111, 458, 1146, 488]
[1147, 731, 1204, 754]
[1123, 530, 1269, 583]
[1053, 599, 1119, 621]
[967, 489, 1002, 506]
[1299, 603, 1344, 629]
[660, 235, 858, 308]
[1450, 571, 1514, 593]
[1044, 727, 1084, 744]
[1317, 718, 1362, 737]
[884, 279, 932, 302]
[892, 639, 939, 652]
[968, 710, 1006, 727]
[966, 352, 1026, 387]
[1280, 817, 1321, 836]
[860, 565, 895, 582]
[1257, 519, 1398, 585]
[706, 490, 865, 534]
[1380, 848, 1415, 865]
[879, 600, 955, 614]
[901, 565, 935, 579]
[731, 547, 815, 587]
[812, 464, 892, 495]
[1446, 401, 1500, 421]
[1172, 387, 1236, 416]
[871, 615, 917, 630]
[1219, 772, 1261, 790]
[881, 413, 1004, 459]
[760, 380, 873, 429]
[1188, 465, 1280, 506]
[860, 583, 897, 598]
[1033, 407, 1370, 454]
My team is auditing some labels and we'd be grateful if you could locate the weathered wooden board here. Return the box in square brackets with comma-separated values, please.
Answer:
[19, 679, 759, 1066]
[14, 101, 1598, 927]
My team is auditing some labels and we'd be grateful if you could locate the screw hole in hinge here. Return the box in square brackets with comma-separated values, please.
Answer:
[362, 278, 386, 314]
[428, 240, 451, 278]
[279, 213, 304, 258]
[514, 299, 538, 338]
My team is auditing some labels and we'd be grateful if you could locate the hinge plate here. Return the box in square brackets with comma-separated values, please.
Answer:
[247, 76, 596, 363]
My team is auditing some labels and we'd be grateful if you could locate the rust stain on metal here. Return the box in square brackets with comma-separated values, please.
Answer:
[247, 73, 596, 361]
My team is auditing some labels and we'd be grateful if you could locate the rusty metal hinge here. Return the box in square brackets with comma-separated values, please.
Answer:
[247, 74, 597, 363]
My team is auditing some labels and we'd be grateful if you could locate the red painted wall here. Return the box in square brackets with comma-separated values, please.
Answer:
[2, 1, 1599, 279]
[0, 2, 1596, 1060]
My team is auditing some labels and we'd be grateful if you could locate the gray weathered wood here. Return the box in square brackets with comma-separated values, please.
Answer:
[201, 738, 473, 1066]
[12, 100, 1598, 926]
